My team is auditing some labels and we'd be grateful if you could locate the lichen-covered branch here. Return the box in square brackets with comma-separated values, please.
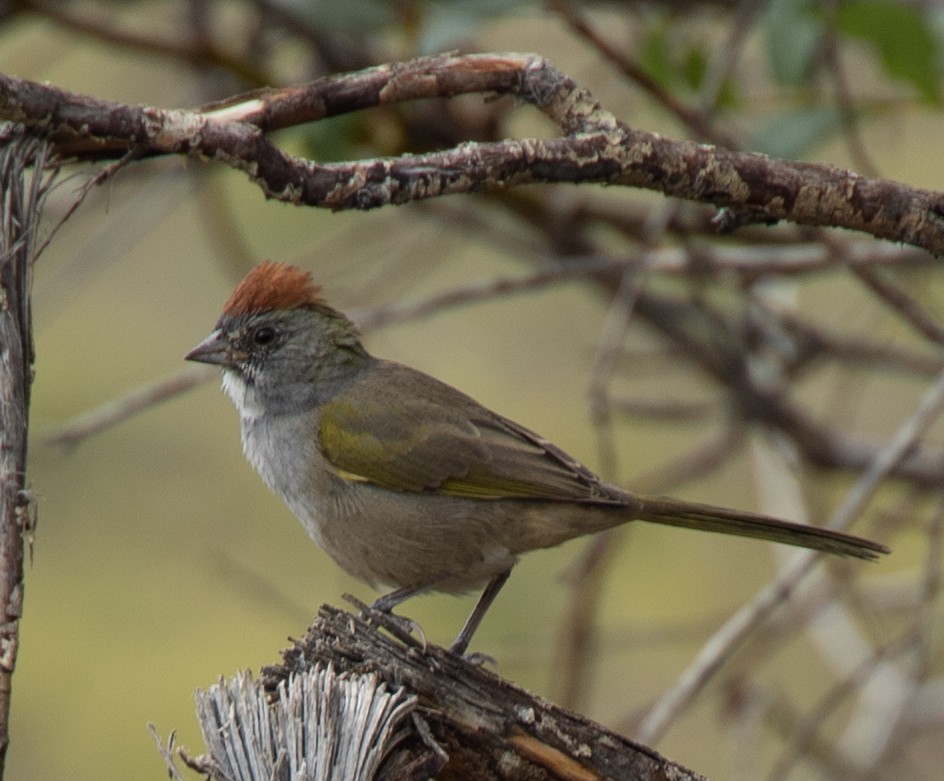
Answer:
[2, 53, 943, 253]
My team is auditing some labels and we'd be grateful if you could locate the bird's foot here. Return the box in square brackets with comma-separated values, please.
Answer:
[343, 592, 428, 652]
[453, 647, 501, 673]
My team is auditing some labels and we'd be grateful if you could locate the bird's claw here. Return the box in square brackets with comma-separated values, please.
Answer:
[453, 648, 500, 673]
[343, 592, 428, 651]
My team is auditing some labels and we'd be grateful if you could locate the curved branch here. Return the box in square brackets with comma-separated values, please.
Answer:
[1, 53, 943, 253]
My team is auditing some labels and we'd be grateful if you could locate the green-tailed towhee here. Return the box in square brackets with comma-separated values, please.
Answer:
[186, 261, 889, 654]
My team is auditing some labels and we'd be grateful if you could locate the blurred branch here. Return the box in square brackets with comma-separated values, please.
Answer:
[0, 128, 54, 779]
[554, 424, 744, 710]
[353, 255, 624, 330]
[18, 0, 271, 86]
[43, 365, 215, 451]
[822, 4, 881, 178]
[781, 314, 944, 377]
[632, 287, 944, 487]
[637, 363, 944, 744]
[247, 0, 378, 73]
[769, 637, 907, 780]
[726, 679, 898, 781]
[853, 265, 944, 347]
[3, 52, 944, 252]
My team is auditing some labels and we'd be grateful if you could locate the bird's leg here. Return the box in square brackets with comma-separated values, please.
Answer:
[450, 570, 511, 656]
[352, 586, 431, 650]
[371, 583, 428, 613]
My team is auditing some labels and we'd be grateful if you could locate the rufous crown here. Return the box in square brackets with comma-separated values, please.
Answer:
[222, 261, 324, 317]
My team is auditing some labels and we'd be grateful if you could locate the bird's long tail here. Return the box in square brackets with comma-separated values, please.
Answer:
[635, 495, 889, 560]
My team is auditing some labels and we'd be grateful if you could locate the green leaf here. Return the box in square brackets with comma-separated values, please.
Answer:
[680, 45, 739, 108]
[749, 108, 843, 159]
[641, 25, 672, 88]
[300, 114, 364, 162]
[288, 0, 396, 31]
[764, 0, 823, 86]
[681, 45, 708, 91]
[418, 0, 535, 53]
[837, 0, 940, 104]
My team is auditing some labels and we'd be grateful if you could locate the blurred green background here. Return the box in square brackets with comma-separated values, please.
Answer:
[1, 2, 941, 779]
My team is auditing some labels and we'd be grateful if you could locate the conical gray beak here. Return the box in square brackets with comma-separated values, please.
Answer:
[185, 330, 231, 366]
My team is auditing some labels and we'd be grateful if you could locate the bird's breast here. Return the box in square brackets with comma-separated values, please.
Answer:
[239, 410, 336, 538]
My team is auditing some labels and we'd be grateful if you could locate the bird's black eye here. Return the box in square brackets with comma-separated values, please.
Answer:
[252, 325, 276, 346]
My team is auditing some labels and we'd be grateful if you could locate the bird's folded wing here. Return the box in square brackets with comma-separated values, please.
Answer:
[318, 361, 624, 503]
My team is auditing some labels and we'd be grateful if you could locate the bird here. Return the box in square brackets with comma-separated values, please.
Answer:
[186, 261, 889, 654]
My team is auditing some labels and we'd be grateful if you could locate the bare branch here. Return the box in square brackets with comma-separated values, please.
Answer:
[853, 265, 944, 347]
[21, 0, 271, 86]
[0, 127, 54, 776]
[637, 364, 944, 743]
[43, 365, 215, 451]
[2, 53, 944, 252]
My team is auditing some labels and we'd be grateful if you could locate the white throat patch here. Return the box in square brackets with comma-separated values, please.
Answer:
[221, 369, 264, 421]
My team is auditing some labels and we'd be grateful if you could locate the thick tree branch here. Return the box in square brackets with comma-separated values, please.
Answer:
[2, 53, 944, 253]
[253, 602, 708, 781]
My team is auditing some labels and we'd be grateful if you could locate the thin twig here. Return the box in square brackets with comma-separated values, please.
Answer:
[22, 0, 270, 86]
[551, 0, 740, 147]
[820, 496, 944, 775]
[696, 0, 764, 116]
[353, 256, 627, 331]
[822, 6, 880, 177]
[0, 129, 55, 778]
[31, 150, 139, 264]
[852, 265, 944, 347]
[769, 638, 907, 781]
[636, 364, 944, 744]
[43, 365, 215, 450]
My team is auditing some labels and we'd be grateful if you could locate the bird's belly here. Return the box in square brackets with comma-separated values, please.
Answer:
[295, 480, 518, 593]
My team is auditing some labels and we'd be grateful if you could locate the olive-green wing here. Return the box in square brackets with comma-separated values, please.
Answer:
[318, 361, 624, 504]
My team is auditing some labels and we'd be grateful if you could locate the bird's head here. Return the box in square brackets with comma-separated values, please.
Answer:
[186, 261, 366, 418]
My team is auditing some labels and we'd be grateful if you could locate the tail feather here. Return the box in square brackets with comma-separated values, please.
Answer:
[636, 496, 889, 561]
